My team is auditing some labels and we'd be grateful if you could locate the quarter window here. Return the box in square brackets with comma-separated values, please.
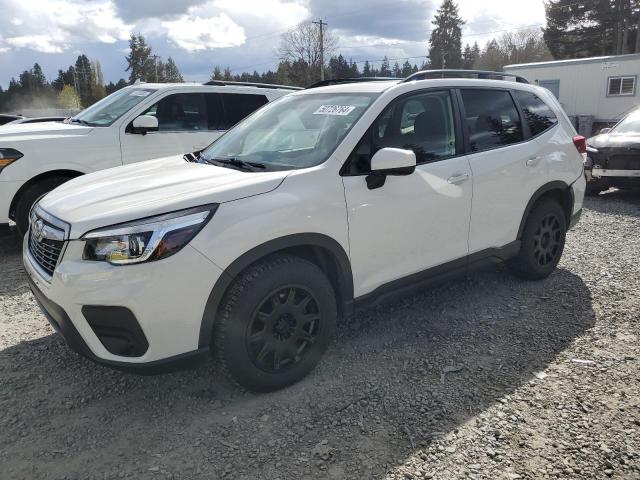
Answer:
[607, 76, 636, 96]
[460, 89, 523, 152]
[513, 91, 558, 136]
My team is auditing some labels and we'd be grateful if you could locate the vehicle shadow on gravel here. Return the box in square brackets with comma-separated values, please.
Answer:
[0, 228, 596, 480]
[585, 189, 640, 216]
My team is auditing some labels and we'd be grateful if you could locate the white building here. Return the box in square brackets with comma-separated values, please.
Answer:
[504, 53, 640, 135]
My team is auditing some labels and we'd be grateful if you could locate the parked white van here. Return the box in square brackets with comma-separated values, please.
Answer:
[0, 81, 298, 233]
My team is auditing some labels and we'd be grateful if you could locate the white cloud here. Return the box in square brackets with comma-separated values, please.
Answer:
[0, 0, 132, 53]
[5, 35, 68, 53]
[162, 13, 246, 51]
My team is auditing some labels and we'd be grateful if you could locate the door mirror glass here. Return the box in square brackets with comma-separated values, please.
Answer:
[132, 115, 158, 134]
[370, 148, 416, 174]
[598, 127, 611, 135]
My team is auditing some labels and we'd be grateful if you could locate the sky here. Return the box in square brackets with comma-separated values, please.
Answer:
[0, 0, 547, 88]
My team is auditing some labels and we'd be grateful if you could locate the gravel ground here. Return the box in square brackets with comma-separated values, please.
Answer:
[0, 191, 639, 480]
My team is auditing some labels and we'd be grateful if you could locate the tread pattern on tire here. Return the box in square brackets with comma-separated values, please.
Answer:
[509, 198, 567, 281]
[213, 254, 335, 391]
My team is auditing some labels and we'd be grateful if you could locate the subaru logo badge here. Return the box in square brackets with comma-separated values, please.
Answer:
[33, 219, 45, 242]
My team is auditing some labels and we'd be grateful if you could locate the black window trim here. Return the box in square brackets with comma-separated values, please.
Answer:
[340, 87, 465, 176]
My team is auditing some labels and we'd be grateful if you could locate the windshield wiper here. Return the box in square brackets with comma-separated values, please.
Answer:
[205, 157, 267, 172]
[68, 118, 96, 127]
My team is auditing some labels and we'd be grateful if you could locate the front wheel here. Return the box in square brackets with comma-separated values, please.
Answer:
[214, 255, 337, 392]
[508, 198, 567, 280]
[14, 176, 71, 236]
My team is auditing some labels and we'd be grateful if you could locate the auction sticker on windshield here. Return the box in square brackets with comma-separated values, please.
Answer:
[313, 105, 356, 116]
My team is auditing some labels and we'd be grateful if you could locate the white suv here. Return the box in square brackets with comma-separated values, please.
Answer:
[0, 81, 297, 234]
[23, 71, 586, 392]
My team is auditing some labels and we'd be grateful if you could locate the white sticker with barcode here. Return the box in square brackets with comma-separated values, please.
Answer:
[313, 105, 356, 116]
[130, 90, 151, 97]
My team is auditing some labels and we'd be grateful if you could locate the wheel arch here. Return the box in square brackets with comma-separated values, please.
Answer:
[517, 181, 574, 239]
[198, 233, 354, 348]
[9, 169, 83, 220]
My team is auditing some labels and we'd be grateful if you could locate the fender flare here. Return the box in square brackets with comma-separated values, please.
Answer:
[198, 233, 353, 348]
[516, 180, 573, 239]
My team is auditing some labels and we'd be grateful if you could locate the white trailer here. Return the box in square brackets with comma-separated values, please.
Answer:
[504, 53, 640, 135]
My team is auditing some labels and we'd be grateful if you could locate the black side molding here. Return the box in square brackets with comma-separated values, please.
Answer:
[354, 241, 521, 310]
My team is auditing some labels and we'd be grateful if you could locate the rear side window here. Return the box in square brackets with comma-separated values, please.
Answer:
[205, 93, 226, 130]
[460, 89, 523, 152]
[221, 93, 269, 128]
[513, 90, 558, 136]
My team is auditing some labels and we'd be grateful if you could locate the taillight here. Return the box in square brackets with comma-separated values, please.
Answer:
[573, 135, 587, 154]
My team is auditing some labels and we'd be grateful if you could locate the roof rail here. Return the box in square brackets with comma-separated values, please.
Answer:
[402, 69, 529, 84]
[307, 77, 402, 89]
[203, 80, 302, 91]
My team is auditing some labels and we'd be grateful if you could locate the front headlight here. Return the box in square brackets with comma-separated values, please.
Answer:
[0, 148, 24, 173]
[82, 205, 217, 265]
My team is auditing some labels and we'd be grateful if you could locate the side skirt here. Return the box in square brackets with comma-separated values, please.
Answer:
[354, 241, 521, 310]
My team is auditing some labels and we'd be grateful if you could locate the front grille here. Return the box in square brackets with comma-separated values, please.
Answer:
[28, 210, 67, 278]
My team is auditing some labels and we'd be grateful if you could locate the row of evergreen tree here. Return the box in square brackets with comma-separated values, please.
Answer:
[0, 34, 184, 113]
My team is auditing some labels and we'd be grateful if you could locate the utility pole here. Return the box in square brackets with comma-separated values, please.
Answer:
[313, 19, 326, 81]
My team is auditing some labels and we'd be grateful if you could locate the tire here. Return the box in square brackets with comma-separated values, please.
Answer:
[584, 181, 606, 197]
[14, 176, 72, 236]
[213, 255, 337, 392]
[508, 198, 567, 280]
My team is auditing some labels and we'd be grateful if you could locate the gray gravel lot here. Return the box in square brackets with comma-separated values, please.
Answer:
[0, 192, 639, 480]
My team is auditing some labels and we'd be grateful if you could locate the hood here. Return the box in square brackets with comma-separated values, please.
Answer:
[39, 155, 290, 238]
[588, 132, 640, 150]
[0, 121, 92, 142]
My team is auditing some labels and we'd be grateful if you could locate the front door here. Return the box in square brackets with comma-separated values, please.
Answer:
[341, 89, 473, 297]
[120, 92, 224, 164]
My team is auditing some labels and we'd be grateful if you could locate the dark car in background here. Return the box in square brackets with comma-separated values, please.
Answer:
[585, 108, 640, 195]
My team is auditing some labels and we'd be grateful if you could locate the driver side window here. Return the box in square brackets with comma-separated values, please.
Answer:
[140, 93, 208, 132]
[343, 90, 457, 175]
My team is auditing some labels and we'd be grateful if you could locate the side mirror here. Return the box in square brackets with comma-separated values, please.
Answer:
[132, 115, 158, 135]
[367, 148, 416, 190]
[598, 127, 611, 135]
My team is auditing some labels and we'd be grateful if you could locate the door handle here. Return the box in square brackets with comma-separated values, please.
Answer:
[526, 156, 542, 167]
[447, 173, 470, 185]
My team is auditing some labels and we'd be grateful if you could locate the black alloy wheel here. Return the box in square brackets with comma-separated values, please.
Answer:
[246, 286, 320, 374]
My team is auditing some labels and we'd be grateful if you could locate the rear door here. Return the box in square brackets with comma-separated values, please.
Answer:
[460, 88, 549, 254]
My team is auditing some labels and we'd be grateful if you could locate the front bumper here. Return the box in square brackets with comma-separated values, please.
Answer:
[23, 236, 224, 372]
[592, 168, 640, 178]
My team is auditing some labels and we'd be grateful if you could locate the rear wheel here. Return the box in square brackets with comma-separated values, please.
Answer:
[214, 255, 337, 392]
[508, 198, 567, 280]
[14, 176, 72, 236]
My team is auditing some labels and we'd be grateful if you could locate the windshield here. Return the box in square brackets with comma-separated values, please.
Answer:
[612, 109, 640, 134]
[199, 93, 377, 170]
[70, 88, 157, 126]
